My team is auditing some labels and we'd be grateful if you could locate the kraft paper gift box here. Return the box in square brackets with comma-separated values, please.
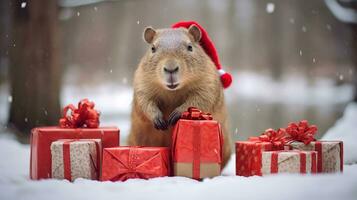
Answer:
[284, 120, 343, 173]
[260, 150, 317, 175]
[287, 141, 343, 173]
[51, 139, 102, 181]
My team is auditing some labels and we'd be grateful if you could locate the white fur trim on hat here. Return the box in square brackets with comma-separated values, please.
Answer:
[218, 69, 226, 75]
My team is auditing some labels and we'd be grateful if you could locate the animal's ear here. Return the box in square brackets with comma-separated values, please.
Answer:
[188, 24, 201, 42]
[143, 27, 156, 44]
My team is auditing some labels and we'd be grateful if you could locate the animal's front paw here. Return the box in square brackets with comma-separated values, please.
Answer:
[168, 110, 182, 126]
[153, 116, 168, 130]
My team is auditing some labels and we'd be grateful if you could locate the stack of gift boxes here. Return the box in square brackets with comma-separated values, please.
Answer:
[236, 121, 343, 176]
[30, 100, 343, 182]
[30, 101, 223, 181]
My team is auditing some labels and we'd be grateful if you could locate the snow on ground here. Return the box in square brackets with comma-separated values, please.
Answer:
[0, 134, 357, 200]
[323, 102, 357, 164]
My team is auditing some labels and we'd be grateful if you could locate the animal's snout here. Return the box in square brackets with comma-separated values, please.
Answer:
[164, 66, 179, 74]
[161, 59, 181, 90]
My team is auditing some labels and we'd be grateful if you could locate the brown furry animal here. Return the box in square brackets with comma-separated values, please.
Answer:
[127, 25, 232, 167]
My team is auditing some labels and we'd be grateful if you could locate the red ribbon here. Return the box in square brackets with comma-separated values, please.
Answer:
[285, 120, 317, 145]
[249, 128, 288, 150]
[181, 107, 213, 120]
[59, 99, 100, 128]
[180, 107, 212, 179]
[270, 151, 307, 174]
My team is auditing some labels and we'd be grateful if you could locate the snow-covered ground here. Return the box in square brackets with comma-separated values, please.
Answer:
[0, 130, 357, 200]
[0, 101, 356, 200]
[0, 72, 356, 200]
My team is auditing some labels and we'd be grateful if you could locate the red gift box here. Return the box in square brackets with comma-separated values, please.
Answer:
[30, 127, 119, 180]
[101, 146, 170, 181]
[236, 141, 274, 176]
[30, 99, 120, 180]
[172, 107, 223, 180]
[236, 128, 287, 176]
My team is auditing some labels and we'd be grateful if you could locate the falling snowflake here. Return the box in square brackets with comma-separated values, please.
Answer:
[302, 26, 307, 32]
[137, 20, 140, 25]
[122, 77, 128, 84]
[256, 105, 260, 112]
[266, 3, 275, 14]
[77, 12, 80, 16]
[24, 118, 28, 122]
[234, 128, 238, 135]
[339, 74, 344, 81]
[8, 95, 12, 103]
[94, 6, 98, 11]
[289, 18, 295, 24]
[312, 58, 316, 63]
[326, 24, 332, 31]
[109, 69, 113, 73]
[299, 50, 302, 56]
[21, 2, 26, 8]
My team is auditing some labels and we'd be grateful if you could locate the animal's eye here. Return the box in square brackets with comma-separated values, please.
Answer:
[151, 46, 156, 53]
[187, 45, 193, 52]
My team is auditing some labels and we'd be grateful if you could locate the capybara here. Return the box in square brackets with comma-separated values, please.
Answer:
[128, 24, 232, 167]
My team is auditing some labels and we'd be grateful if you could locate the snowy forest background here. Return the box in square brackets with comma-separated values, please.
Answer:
[0, 0, 356, 144]
[1, 1, 357, 200]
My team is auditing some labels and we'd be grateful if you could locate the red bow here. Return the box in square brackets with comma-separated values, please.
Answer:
[59, 99, 100, 128]
[249, 128, 288, 150]
[181, 107, 213, 120]
[285, 120, 317, 145]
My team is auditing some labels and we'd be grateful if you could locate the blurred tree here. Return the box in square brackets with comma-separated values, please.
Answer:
[325, 0, 357, 102]
[0, 1, 11, 84]
[8, 0, 61, 134]
[353, 25, 357, 102]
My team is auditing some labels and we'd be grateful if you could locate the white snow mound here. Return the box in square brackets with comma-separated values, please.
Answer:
[323, 102, 357, 164]
[0, 136, 357, 200]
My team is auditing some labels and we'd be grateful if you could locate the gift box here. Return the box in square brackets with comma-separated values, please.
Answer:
[101, 146, 170, 181]
[236, 128, 290, 176]
[284, 120, 343, 173]
[288, 141, 343, 173]
[172, 107, 223, 180]
[51, 139, 101, 181]
[30, 99, 120, 180]
[261, 150, 317, 175]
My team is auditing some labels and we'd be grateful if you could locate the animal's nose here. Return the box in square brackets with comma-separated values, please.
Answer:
[164, 66, 179, 74]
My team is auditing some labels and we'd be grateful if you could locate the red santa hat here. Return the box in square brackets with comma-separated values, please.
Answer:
[171, 21, 233, 89]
